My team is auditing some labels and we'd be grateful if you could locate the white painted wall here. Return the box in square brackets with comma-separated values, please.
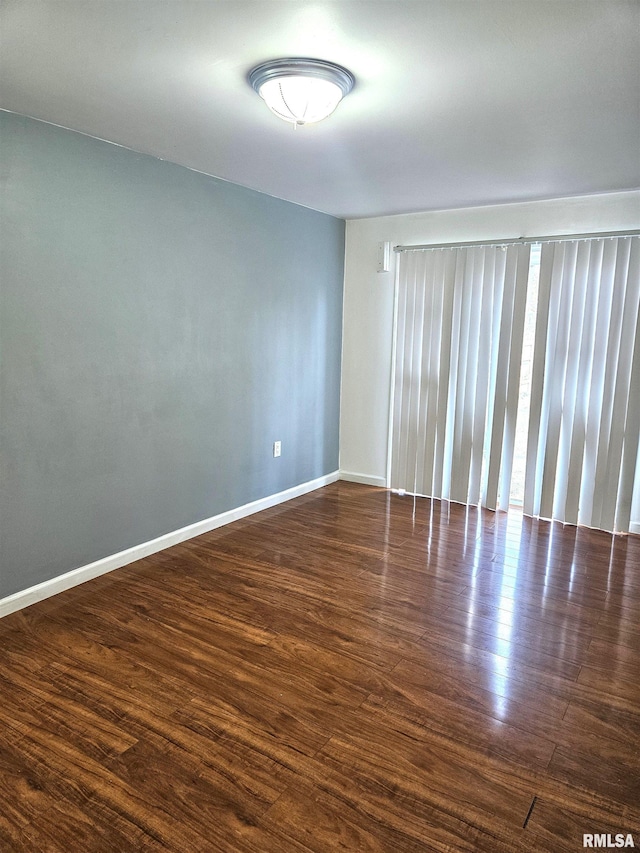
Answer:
[339, 190, 640, 529]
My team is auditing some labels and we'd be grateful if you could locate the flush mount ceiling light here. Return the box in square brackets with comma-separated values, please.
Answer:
[249, 58, 355, 127]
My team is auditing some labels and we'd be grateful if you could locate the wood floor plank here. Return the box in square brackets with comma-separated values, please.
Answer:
[311, 733, 534, 853]
[102, 737, 281, 848]
[177, 691, 328, 763]
[389, 656, 570, 724]
[361, 689, 558, 771]
[406, 630, 579, 695]
[0, 735, 54, 842]
[259, 780, 445, 853]
[561, 695, 640, 751]
[1, 481, 638, 852]
[415, 613, 586, 678]
[17, 796, 157, 853]
[546, 745, 640, 809]
[0, 685, 137, 764]
[523, 797, 639, 853]
[577, 664, 640, 703]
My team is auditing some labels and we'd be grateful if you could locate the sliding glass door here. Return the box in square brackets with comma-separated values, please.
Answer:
[390, 235, 640, 533]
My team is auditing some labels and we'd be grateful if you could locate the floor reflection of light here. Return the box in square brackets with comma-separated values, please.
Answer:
[465, 515, 483, 647]
[607, 536, 616, 595]
[464, 503, 473, 553]
[491, 655, 511, 719]
[568, 557, 576, 595]
[490, 516, 522, 720]
[494, 694, 509, 718]
[542, 524, 555, 603]
[427, 498, 434, 559]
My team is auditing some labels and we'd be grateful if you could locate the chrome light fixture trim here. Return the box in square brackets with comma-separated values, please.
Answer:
[248, 57, 355, 126]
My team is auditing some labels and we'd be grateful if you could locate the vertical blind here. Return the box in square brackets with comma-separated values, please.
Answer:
[390, 243, 531, 510]
[523, 236, 640, 532]
[390, 235, 640, 533]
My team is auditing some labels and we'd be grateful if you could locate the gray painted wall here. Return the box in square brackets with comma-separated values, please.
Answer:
[0, 112, 345, 599]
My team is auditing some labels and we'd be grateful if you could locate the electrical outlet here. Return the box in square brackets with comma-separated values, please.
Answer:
[273, 440, 281, 458]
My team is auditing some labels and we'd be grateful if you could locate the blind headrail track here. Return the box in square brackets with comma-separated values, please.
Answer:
[394, 229, 640, 253]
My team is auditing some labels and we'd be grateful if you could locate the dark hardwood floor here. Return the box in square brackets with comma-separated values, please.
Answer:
[1, 481, 639, 852]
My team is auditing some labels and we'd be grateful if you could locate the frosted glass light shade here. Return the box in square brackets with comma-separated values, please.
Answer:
[258, 77, 343, 125]
[249, 58, 354, 126]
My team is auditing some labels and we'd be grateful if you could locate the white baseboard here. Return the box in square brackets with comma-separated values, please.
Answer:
[630, 521, 640, 536]
[339, 471, 387, 488]
[0, 471, 339, 619]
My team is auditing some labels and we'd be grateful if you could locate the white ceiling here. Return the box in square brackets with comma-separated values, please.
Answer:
[1, 0, 638, 219]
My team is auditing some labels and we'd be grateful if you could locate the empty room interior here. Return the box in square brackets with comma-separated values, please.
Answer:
[1, 2, 640, 851]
